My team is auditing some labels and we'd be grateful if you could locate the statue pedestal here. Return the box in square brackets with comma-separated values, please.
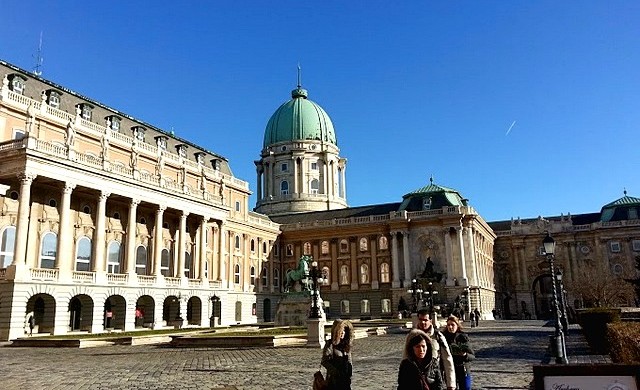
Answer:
[275, 293, 311, 326]
[307, 318, 326, 348]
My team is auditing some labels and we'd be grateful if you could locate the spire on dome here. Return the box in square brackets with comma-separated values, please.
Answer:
[291, 63, 308, 99]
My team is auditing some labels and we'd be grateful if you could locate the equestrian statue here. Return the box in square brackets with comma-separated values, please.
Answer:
[284, 255, 312, 293]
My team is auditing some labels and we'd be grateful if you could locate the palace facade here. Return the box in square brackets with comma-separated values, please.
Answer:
[0, 59, 637, 340]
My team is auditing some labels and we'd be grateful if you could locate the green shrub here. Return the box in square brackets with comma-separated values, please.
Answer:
[607, 322, 640, 363]
[577, 308, 621, 354]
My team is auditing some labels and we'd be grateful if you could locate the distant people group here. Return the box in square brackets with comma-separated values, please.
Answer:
[318, 310, 476, 390]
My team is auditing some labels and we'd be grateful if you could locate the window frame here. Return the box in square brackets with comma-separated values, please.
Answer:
[40, 232, 58, 269]
[75, 236, 92, 272]
[0, 226, 16, 268]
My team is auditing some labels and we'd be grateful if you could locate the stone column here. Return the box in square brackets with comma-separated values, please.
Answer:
[218, 222, 226, 282]
[331, 239, 339, 290]
[177, 211, 188, 279]
[520, 245, 529, 287]
[340, 164, 347, 199]
[443, 228, 453, 286]
[92, 192, 109, 281]
[456, 226, 468, 285]
[292, 157, 299, 194]
[350, 238, 358, 290]
[323, 157, 330, 197]
[57, 182, 76, 280]
[402, 231, 411, 282]
[256, 166, 262, 202]
[391, 231, 401, 288]
[125, 199, 140, 276]
[467, 227, 478, 286]
[227, 230, 234, 288]
[513, 246, 522, 286]
[199, 217, 208, 285]
[12, 173, 36, 267]
[370, 236, 379, 289]
[153, 206, 166, 277]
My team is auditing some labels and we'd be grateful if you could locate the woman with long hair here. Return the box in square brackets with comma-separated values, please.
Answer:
[321, 319, 354, 390]
[398, 329, 444, 390]
[443, 315, 475, 390]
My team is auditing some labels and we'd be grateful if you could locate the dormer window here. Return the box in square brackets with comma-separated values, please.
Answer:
[422, 197, 432, 210]
[195, 152, 205, 165]
[46, 90, 61, 109]
[176, 144, 188, 158]
[155, 136, 168, 150]
[210, 159, 221, 170]
[132, 126, 145, 142]
[8, 74, 26, 95]
[107, 116, 121, 132]
[78, 103, 93, 121]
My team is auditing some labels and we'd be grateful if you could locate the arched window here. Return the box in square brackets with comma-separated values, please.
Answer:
[303, 242, 312, 255]
[339, 239, 349, 253]
[360, 263, 369, 284]
[310, 179, 319, 194]
[40, 232, 58, 269]
[340, 300, 350, 314]
[250, 266, 256, 285]
[204, 261, 209, 278]
[280, 181, 289, 195]
[340, 265, 349, 285]
[235, 235, 241, 250]
[161, 248, 170, 276]
[286, 244, 293, 256]
[263, 241, 267, 254]
[135, 245, 147, 275]
[381, 299, 391, 314]
[322, 266, 330, 285]
[361, 299, 370, 314]
[273, 269, 280, 287]
[234, 264, 240, 284]
[321, 241, 329, 255]
[0, 226, 16, 267]
[359, 237, 368, 252]
[75, 236, 92, 271]
[262, 267, 268, 287]
[379, 236, 388, 250]
[250, 239, 255, 252]
[184, 251, 192, 278]
[380, 262, 390, 283]
[107, 241, 122, 273]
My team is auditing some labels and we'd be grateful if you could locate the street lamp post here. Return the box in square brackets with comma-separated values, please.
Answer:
[423, 282, 438, 315]
[407, 279, 423, 313]
[308, 260, 326, 319]
[543, 232, 568, 364]
[555, 269, 569, 334]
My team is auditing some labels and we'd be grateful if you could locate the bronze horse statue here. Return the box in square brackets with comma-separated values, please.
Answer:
[284, 255, 312, 292]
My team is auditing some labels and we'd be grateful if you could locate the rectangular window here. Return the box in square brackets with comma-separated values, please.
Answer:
[13, 129, 25, 140]
[235, 201, 241, 212]
[629, 208, 638, 220]
[311, 162, 318, 170]
[632, 240, 640, 252]
[111, 117, 121, 132]
[81, 105, 92, 121]
[281, 163, 288, 172]
[286, 244, 293, 256]
[610, 241, 621, 253]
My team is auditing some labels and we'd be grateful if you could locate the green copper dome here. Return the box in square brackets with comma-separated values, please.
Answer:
[263, 86, 337, 148]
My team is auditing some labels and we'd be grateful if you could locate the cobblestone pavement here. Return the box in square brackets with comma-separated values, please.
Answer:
[0, 320, 552, 390]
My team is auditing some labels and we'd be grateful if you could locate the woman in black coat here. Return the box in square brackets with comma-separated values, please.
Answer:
[321, 319, 354, 390]
[398, 329, 444, 390]
[443, 315, 475, 390]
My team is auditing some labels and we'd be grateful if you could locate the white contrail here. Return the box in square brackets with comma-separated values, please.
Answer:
[505, 120, 516, 136]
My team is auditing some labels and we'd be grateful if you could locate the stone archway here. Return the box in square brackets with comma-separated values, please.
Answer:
[25, 294, 56, 335]
[532, 273, 553, 320]
[104, 295, 126, 330]
[68, 294, 94, 332]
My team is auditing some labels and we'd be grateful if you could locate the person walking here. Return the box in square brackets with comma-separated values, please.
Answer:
[412, 309, 456, 390]
[443, 316, 475, 390]
[473, 308, 480, 327]
[398, 329, 444, 390]
[469, 311, 475, 328]
[28, 314, 35, 336]
[321, 319, 353, 390]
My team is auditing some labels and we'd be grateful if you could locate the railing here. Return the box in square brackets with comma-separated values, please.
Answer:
[45, 105, 73, 122]
[111, 163, 133, 176]
[35, 139, 66, 157]
[0, 138, 25, 152]
[80, 118, 106, 134]
[188, 279, 202, 288]
[106, 273, 128, 284]
[109, 130, 132, 144]
[165, 277, 181, 286]
[210, 280, 222, 289]
[31, 268, 59, 281]
[72, 271, 95, 283]
[137, 275, 156, 285]
[7, 90, 34, 107]
[76, 152, 102, 168]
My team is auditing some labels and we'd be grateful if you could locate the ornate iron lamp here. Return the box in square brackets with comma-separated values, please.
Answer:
[308, 261, 326, 319]
[407, 279, 423, 313]
[543, 232, 568, 364]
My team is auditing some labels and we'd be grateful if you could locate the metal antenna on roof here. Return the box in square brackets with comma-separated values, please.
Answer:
[297, 63, 302, 88]
[624, 187, 627, 196]
[430, 175, 434, 184]
[33, 31, 44, 76]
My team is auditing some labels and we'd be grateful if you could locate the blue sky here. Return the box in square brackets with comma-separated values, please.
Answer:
[1, 1, 638, 222]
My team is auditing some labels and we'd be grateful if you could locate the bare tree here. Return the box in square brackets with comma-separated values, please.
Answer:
[567, 259, 636, 308]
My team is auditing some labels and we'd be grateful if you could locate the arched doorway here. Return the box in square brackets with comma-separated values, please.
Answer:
[186, 297, 202, 325]
[162, 296, 181, 328]
[135, 295, 155, 328]
[25, 294, 56, 335]
[69, 297, 82, 331]
[263, 298, 272, 322]
[104, 295, 126, 330]
[532, 274, 554, 320]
